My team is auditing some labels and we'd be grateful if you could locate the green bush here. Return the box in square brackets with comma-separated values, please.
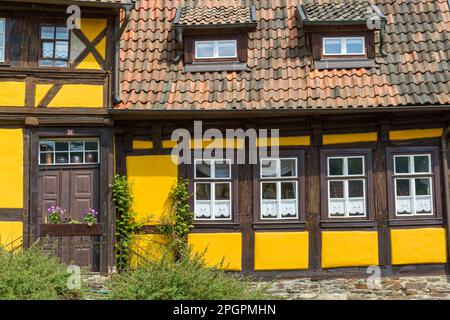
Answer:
[107, 252, 272, 300]
[0, 246, 82, 300]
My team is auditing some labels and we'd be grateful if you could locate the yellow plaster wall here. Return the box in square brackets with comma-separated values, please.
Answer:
[35, 84, 53, 107]
[47, 84, 104, 108]
[0, 129, 23, 208]
[162, 138, 244, 149]
[126, 155, 178, 224]
[391, 228, 447, 265]
[254, 232, 309, 270]
[0, 222, 23, 251]
[0, 81, 26, 107]
[76, 53, 101, 70]
[389, 128, 443, 141]
[132, 140, 153, 150]
[323, 132, 378, 145]
[256, 136, 311, 147]
[75, 18, 107, 70]
[188, 233, 242, 271]
[322, 231, 379, 268]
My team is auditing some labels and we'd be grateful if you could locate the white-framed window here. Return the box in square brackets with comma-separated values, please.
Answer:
[260, 158, 298, 219]
[194, 159, 232, 220]
[0, 18, 5, 62]
[327, 156, 366, 218]
[394, 154, 433, 216]
[195, 40, 237, 59]
[323, 37, 365, 56]
[39, 139, 100, 165]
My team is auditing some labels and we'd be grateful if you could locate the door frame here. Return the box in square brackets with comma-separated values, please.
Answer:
[28, 126, 114, 273]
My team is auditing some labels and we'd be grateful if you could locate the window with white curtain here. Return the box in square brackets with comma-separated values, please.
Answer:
[194, 159, 232, 220]
[260, 158, 298, 219]
[0, 18, 5, 62]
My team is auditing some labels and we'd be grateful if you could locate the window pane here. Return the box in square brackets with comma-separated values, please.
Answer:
[55, 41, 68, 59]
[39, 60, 53, 67]
[70, 141, 83, 152]
[54, 60, 68, 67]
[396, 197, 412, 215]
[415, 196, 432, 214]
[85, 151, 98, 163]
[280, 200, 297, 218]
[281, 182, 296, 199]
[217, 41, 236, 57]
[348, 157, 363, 175]
[42, 42, 54, 58]
[329, 180, 344, 198]
[85, 141, 98, 151]
[0, 19, 4, 33]
[40, 141, 55, 152]
[280, 159, 296, 177]
[346, 38, 364, 54]
[262, 183, 277, 200]
[40, 153, 54, 165]
[261, 160, 277, 177]
[414, 155, 430, 173]
[70, 152, 83, 164]
[261, 200, 277, 218]
[0, 48, 3, 62]
[395, 156, 410, 174]
[348, 199, 365, 216]
[348, 180, 364, 198]
[396, 179, 410, 196]
[329, 158, 344, 176]
[196, 183, 211, 200]
[55, 27, 69, 40]
[214, 201, 230, 219]
[55, 141, 69, 151]
[415, 178, 431, 196]
[41, 26, 54, 39]
[55, 152, 69, 164]
[215, 161, 230, 178]
[329, 199, 345, 217]
[195, 161, 211, 178]
[215, 183, 230, 200]
[195, 202, 212, 219]
[324, 39, 341, 54]
[196, 42, 214, 58]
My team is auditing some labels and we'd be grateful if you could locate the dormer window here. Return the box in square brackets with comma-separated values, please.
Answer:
[195, 40, 237, 60]
[323, 37, 365, 56]
[297, 1, 386, 70]
[174, 6, 257, 73]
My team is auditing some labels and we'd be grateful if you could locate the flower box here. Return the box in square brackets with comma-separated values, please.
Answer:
[39, 224, 102, 237]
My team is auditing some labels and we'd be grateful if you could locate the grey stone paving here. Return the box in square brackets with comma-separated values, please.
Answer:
[258, 275, 450, 300]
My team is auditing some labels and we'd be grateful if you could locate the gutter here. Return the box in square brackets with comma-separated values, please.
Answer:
[441, 127, 450, 268]
[112, 2, 134, 105]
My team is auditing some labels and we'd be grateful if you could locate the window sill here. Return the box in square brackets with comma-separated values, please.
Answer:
[320, 219, 377, 229]
[315, 59, 375, 70]
[193, 222, 240, 231]
[185, 62, 247, 73]
[253, 221, 307, 230]
[389, 217, 443, 227]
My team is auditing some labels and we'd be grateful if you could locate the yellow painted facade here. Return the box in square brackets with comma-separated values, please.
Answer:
[254, 232, 309, 270]
[34, 84, 53, 107]
[322, 231, 379, 268]
[0, 222, 23, 251]
[126, 155, 178, 224]
[130, 234, 167, 267]
[132, 140, 153, 150]
[188, 233, 242, 271]
[389, 128, 443, 141]
[76, 53, 102, 70]
[162, 138, 244, 149]
[0, 81, 26, 107]
[391, 228, 447, 265]
[256, 135, 311, 147]
[323, 132, 378, 145]
[0, 129, 23, 208]
[74, 18, 107, 70]
[47, 84, 104, 108]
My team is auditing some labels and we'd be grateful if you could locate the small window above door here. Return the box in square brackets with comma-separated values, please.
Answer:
[39, 139, 99, 165]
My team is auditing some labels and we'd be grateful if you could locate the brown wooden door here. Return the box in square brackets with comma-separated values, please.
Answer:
[39, 166, 100, 270]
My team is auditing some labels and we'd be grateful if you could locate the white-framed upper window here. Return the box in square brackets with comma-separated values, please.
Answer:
[39, 139, 100, 165]
[327, 156, 366, 218]
[0, 18, 5, 62]
[194, 159, 232, 220]
[195, 40, 237, 59]
[260, 158, 298, 219]
[323, 37, 365, 56]
[394, 154, 433, 216]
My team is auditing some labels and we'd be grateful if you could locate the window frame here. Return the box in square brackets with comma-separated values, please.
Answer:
[189, 157, 239, 225]
[387, 146, 442, 225]
[194, 39, 238, 60]
[0, 18, 5, 63]
[320, 149, 374, 224]
[39, 23, 71, 68]
[322, 37, 365, 56]
[253, 150, 306, 227]
[38, 138, 100, 166]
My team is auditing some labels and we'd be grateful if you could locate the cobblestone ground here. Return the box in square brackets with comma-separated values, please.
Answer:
[258, 275, 450, 300]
